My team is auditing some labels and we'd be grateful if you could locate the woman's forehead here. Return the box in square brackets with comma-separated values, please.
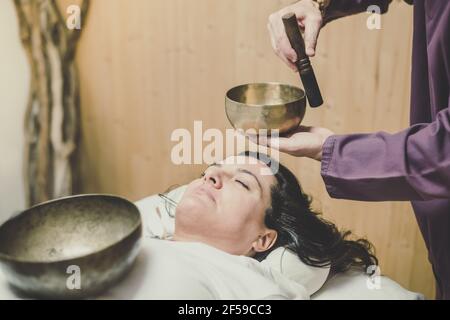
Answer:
[220, 156, 267, 168]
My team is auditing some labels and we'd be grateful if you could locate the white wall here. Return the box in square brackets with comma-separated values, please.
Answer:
[0, 0, 30, 223]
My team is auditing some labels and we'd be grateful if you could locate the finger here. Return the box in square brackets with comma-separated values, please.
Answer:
[279, 36, 298, 63]
[247, 134, 276, 148]
[303, 15, 322, 57]
[267, 21, 278, 52]
[265, 137, 296, 153]
[278, 125, 311, 139]
[269, 19, 298, 71]
[280, 52, 298, 72]
[295, 125, 313, 133]
[296, 125, 325, 135]
[274, 46, 298, 72]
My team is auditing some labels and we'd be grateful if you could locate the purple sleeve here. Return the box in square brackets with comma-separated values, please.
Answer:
[321, 108, 450, 201]
[323, 0, 392, 25]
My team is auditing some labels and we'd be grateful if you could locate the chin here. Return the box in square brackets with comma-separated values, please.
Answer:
[177, 193, 207, 215]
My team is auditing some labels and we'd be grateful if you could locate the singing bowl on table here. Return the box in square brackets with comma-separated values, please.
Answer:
[0, 194, 142, 299]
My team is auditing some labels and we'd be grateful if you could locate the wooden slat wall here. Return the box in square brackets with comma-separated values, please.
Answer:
[71, 0, 435, 298]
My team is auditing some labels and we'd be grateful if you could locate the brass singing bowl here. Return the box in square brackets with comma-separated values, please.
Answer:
[0, 195, 142, 299]
[225, 83, 306, 134]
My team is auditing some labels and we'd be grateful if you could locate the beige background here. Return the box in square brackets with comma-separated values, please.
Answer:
[0, 0, 29, 224]
[65, 0, 434, 298]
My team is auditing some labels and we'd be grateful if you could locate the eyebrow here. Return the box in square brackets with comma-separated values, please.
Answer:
[209, 163, 263, 195]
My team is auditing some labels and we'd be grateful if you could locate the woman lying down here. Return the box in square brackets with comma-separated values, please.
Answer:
[106, 152, 377, 300]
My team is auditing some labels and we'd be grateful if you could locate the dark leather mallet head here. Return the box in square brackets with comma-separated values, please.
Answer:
[282, 12, 323, 108]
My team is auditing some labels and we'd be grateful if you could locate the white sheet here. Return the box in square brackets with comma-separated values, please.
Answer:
[0, 237, 309, 300]
[99, 238, 309, 300]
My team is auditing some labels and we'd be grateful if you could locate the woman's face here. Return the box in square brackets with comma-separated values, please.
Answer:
[174, 156, 278, 256]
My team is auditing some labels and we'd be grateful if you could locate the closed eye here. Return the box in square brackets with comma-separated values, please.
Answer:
[236, 180, 249, 190]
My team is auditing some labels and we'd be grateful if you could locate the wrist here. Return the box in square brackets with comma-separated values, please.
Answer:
[314, 132, 334, 161]
[317, 134, 335, 161]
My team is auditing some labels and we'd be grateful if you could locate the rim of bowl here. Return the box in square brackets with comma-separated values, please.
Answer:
[0, 194, 142, 264]
[225, 82, 306, 108]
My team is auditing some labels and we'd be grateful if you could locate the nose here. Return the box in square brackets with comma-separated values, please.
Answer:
[204, 169, 222, 189]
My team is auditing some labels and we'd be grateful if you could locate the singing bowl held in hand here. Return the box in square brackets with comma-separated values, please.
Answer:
[225, 83, 306, 135]
[0, 194, 142, 299]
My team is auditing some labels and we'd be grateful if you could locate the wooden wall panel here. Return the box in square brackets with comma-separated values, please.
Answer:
[73, 0, 435, 298]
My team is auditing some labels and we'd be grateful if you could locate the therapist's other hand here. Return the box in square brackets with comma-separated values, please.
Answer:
[248, 126, 334, 162]
[268, 0, 323, 71]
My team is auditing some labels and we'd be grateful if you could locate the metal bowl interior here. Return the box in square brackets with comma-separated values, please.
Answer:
[225, 83, 306, 134]
[0, 195, 141, 263]
[0, 195, 142, 299]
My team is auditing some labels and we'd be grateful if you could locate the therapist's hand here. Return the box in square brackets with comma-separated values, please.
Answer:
[248, 126, 335, 162]
[268, 0, 323, 71]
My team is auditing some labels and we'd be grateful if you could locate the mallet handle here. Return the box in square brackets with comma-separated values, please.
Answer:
[282, 12, 323, 108]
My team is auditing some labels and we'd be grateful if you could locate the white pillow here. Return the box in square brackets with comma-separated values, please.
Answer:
[262, 247, 329, 296]
[135, 186, 329, 295]
[312, 270, 425, 300]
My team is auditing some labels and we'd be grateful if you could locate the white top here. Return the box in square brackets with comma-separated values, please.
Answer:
[99, 237, 309, 300]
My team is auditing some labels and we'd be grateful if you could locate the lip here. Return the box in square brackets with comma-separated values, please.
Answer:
[196, 186, 216, 204]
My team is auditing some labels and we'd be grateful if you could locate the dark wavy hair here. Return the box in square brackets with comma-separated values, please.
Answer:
[242, 151, 378, 275]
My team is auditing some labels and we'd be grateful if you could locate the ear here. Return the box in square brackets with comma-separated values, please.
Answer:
[252, 229, 278, 253]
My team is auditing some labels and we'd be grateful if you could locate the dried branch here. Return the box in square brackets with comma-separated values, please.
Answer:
[14, 0, 90, 206]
